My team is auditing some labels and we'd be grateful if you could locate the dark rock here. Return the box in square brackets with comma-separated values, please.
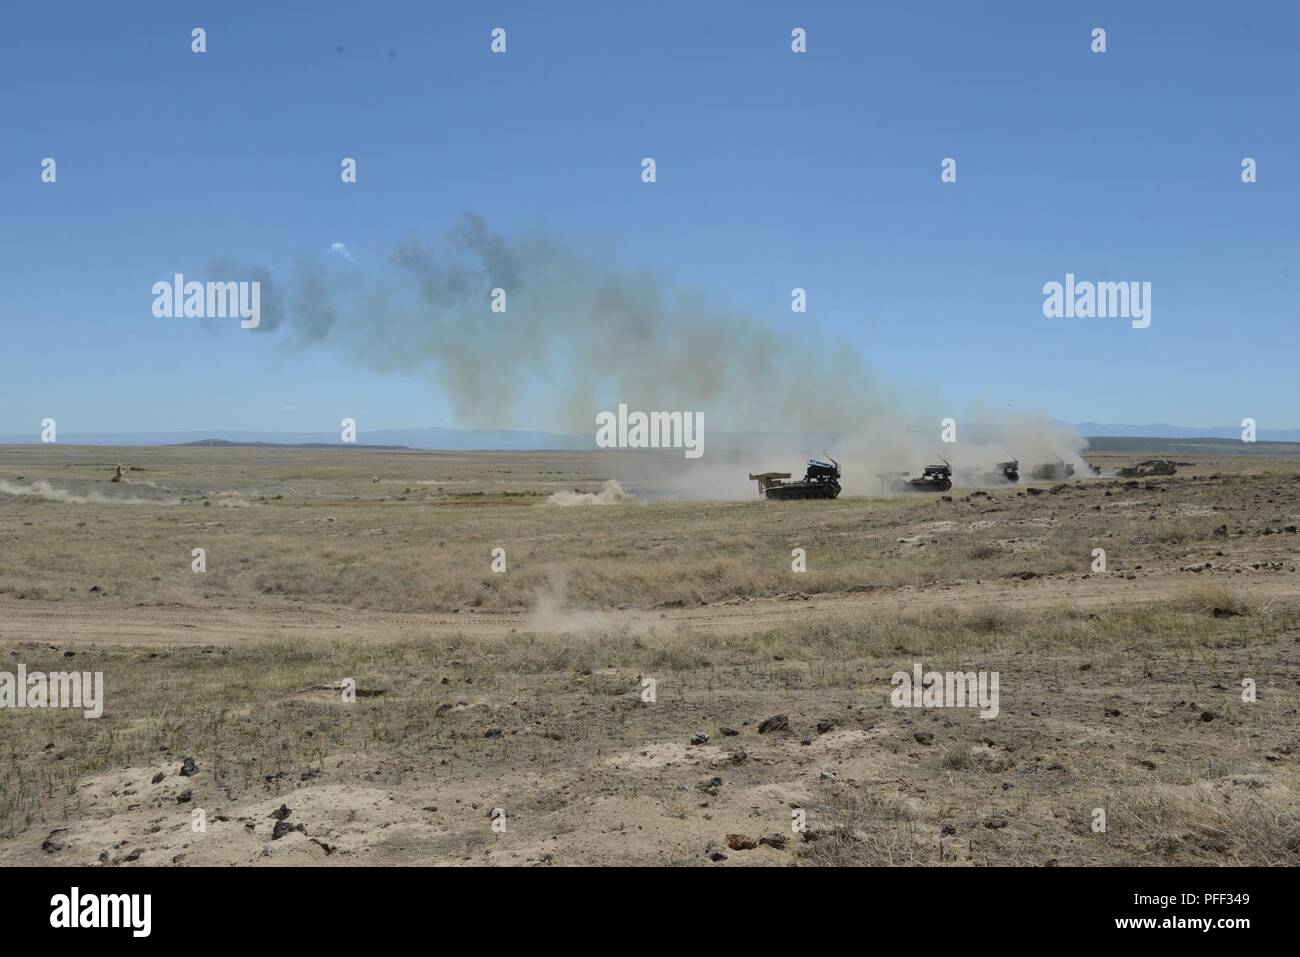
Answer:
[757, 714, 790, 734]
[725, 833, 759, 851]
[272, 820, 304, 841]
[696, 776, 722, 796]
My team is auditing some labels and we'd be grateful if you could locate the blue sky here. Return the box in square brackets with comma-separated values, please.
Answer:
[2, 1, 1296, 435]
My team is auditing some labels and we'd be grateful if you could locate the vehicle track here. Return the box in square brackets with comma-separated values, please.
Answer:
[1, 571, 1292, 647]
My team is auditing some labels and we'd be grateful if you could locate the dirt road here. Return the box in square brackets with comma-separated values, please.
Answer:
[2, 569, 1292, 647]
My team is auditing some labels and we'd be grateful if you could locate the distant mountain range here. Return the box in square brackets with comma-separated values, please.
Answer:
[1069, 422, 1300, 442]
[0, 427, 590, 450]
[1, 422, 1296, 448]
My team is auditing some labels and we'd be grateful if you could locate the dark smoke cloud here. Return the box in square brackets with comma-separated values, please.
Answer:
[216, 213, 887, 433]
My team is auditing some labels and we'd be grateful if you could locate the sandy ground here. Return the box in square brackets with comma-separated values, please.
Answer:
[1, 445, 1296, 866]
[1, 570, 1297, 647]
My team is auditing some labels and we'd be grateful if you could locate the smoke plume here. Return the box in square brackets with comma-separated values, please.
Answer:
[217, 214, 1092, 498]
[230, 212, 886, 434]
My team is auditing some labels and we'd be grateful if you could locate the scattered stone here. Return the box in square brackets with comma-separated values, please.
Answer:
[725, 833, 759, 851]
[816, 718, 835, 734]
[272, 820, 304, 841]
[696, 776, 722, 796]
[759, 833, 788, 850]
[270, 803, 292, 821]
[689, 732, 709, 746]
[913, 731, 935, 745]
[151, 772, 165, 784]
[1200, 710, 1220, 723]
[757, 714, 790, 734]
[176, 789, 193, 804]
[179, 757, 198, 777]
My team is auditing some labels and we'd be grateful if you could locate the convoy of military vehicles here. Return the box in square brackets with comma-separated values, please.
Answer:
[750, 454, 1175, 500]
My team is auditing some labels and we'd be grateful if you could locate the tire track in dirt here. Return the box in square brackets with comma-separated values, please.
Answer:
[0, 571, 1292, 647]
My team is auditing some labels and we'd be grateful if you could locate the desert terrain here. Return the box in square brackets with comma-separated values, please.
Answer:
[0, 442, 1296, 866]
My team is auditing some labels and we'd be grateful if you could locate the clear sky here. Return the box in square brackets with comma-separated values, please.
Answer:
[2, 1, 1296, 435]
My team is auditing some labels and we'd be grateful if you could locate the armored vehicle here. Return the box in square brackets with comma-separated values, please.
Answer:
[750, 456, 842, 500]
[1030, 461, 1075, 481]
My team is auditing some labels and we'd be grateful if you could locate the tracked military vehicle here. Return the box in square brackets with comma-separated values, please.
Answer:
[996, 460, 1020, 483]
[908, 458, 953, 492]
[1117, 459, 1178, 477]
[1031, 461, 1075, 481]
[880, 458, 954, 493]
[750, 456, 842, 500]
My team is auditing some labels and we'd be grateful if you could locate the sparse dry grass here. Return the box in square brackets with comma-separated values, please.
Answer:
[0, 445, 1296, 866]
[1, 446, 1297, 616]
[1, 597, 1296, 865]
